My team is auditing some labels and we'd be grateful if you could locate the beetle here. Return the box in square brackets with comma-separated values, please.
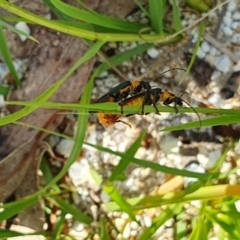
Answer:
[97, 81, 152, 103]
[119, 88, 163, 115]
[97, 112, 128, 127]
[120, 88, 202, 126]
[97, 68, 186, 106]
[97, 88, 162, 127]
[97, 92, 130, 127]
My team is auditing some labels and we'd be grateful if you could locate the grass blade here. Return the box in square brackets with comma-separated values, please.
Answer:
[100, 217, 110, 240]
[149, 0, 166, 33]
[109, 130, 146, 181]
[138, 204, 182, 240]
[0, 194, 39, 221]
[134, 0, 150, 18]
[189, 215, 208, 240]
[103, 182, 137, 222]
[0, 40, 103, 126]
[171, 0, 182, 31]
[42, 41, 104, 190]
[0, 230, 46, 238]
[51, 198, 92, 224]
[1, 20, 38, 42]
[104, 184, 240, 212]
[0, 84, 10, 96]
[50, 0, 147, 33]
[0, 21, 21, 87]
[0, 1, 172, 42]
[179, 21, 206, 85]
[162, 114, 240, 131]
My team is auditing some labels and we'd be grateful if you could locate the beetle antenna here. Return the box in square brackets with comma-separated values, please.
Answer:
[181, 99, 202, 127]
[151, 68, 186, 82]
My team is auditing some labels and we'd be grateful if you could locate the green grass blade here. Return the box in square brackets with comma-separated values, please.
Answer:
[0, 84, 10, 96]
[186, 0, 211, 12]
[42, 41, 104, 190]
[0, 230, 46, 238]
[149, 0, 166, 33]
[103, 182, 137, 222]
[0, 194, 40, 221]
[1, 20, 38, 42]
[85, 142, 221, 180]
[100, 217, 110, 240]
[134, 0, 150, 18]
[0, 15, 33, 23]
[5, 101, 240, 116]
[51, 211, 67, 239]
[50, 0, 147, 33]
[189, 215, 208, 240]
[171, 0, 182, 31]
[43, 0, 73, 20]
[96, 43, 153, 74]
[130, 157, 217, 179]
[179, 21, 206, 85]
[138, 204, 182, 240]
[109, 130, 146, 181]
[0, 40, 103, 126]
[90, 168, 103, 187]
[0, 1, 172, 42]
[162, 114, 240, 131]
[0, 21, 21, 87]
[206, 212, 240, 239]
[51, 198, 92, 224]
[40, 157, 60, 192]
[104, 184, 240, 212]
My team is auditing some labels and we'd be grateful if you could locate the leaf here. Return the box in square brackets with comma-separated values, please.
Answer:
[52, 198, 92, 224]
[109, 130, 146, 181]
[50, 0, 147, 33]
[103, 182, 137, 222]
[0, 21, 21, 87]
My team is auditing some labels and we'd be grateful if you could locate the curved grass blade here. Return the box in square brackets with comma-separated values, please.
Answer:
[0, 1, 172, 42]
[206, 211, 240, 239]
[104, 184, 240, 212]
[0, 193, 39, 221]
[0, 21, 21, 87]
[138, 204, 182, 240]
[103, 182, 138, 222]
[51, 210, 67, 239]
[149, 0, 166, 34]
[172, 0, 182, 31]
[179, 21, 205, 85]
[109, 130, 146, 181]
[1, 20, 38, 42]
[41, 41, 104, 190]
[134, 0, 150, 18]
[85, 142, 221, 180]
[189, 215, 208, 240]
[0, 84, 9, 96]
[162, 114, 240, 131]
[5, 102, 240, 115]
[50, 0, 147, 33]
[50, 198, 92, 224]
[0, 40, 104, 126]
[100, 216, 110, 240]
[0, 230, 47, 239]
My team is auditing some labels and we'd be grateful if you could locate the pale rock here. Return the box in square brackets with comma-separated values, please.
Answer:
[232, 12, 240, 20]
[215, 55, 232, 73]
[147, 48, 159, 59]
[227, 1, 237, 12]
[15, 22, 30, 42]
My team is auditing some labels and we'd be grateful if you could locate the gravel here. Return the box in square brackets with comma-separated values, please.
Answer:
[2, 0, 240, 239]
[15, 22, 30, 42]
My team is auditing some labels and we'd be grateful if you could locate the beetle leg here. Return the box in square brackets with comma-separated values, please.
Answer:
[116, 119, 131, 128]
